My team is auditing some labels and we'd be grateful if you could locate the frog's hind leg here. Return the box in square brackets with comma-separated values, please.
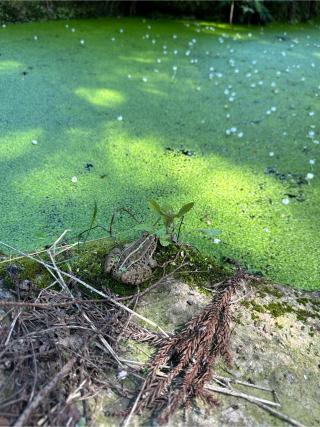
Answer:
[122, 266, 153, 285]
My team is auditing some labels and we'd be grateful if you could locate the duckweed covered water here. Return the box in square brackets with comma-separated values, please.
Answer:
[0, 18, 319, 289]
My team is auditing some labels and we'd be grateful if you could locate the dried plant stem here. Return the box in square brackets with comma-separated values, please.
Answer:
[122, 380, 147, 427]
[13, 358, 77, 427]
[0, 239, 169, 337]
[205, 384, 280, 407]
[4, 310, 21, 346]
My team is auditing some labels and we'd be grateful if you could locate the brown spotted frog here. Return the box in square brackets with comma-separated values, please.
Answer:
[104, 232, 158, 285]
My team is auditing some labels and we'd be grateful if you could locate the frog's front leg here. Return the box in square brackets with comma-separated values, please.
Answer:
[104, 247, 122, 273]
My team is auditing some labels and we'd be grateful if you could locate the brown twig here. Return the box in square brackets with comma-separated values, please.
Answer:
[13, 358, 77, 427]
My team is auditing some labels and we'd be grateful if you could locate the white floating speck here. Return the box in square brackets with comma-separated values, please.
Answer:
[71, 176, 78, 183]
[127, 74, 132, 79]
[282, 198, 290, 205]
[119, 28, 124, 33]
[31, 139, 38, 145]
[237, 132, 244, 138]
[34, 35, 38, 41]
[270, 106, 277, 112]
[111, 37, 115, 42]
[309, 111, 315, 116]
[142, 77, 148, 83]
[80, 39, 84, 45]
[117, 115, 123, 121]
[71, 28, 75, 32]
[213, 238, 221, 244]
[308, 130, 315, 138]
[306, 173, 314, 180]
[309, 159, 315, 165]
[269, 151, 274, 157]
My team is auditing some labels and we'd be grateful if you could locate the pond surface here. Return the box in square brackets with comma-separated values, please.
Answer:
[0, 18, 319, 289]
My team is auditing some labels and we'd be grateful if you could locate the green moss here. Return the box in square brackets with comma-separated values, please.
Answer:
[264, 302, 294, 317]
[255, 283, 283, 299]
[296, 297, 310, 305]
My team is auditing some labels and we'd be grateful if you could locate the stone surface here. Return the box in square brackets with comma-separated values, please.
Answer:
[98, 278, 320, 426]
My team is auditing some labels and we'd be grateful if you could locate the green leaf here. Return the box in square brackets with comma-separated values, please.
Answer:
[159, 237, 171, 247]
[133, 223, 154, 233]
[148, 200, 164, 216]
[88, 201, 98, 231]
[155, 227, 167, 238]
[177, 202, 194, 218]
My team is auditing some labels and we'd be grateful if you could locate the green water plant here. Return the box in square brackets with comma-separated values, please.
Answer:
[148, 200, 194, 246]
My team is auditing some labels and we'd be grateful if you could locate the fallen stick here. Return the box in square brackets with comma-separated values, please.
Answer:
[13, 358, 77, 427]
[0, 299, 110, 309]
[0, 240, 169, 337]
[205, 384, 280, 407]
[205, 384, 305, 427]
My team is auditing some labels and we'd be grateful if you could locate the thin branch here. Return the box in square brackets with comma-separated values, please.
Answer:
[0, 240, 169, 337]
[13, 358, 77, 427]
[205, 384, 280, 408]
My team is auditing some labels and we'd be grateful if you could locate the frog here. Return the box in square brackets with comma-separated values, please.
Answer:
[104, 232, 158, 285]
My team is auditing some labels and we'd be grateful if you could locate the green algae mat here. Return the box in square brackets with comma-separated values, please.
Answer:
[0, 18, 319, 289]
